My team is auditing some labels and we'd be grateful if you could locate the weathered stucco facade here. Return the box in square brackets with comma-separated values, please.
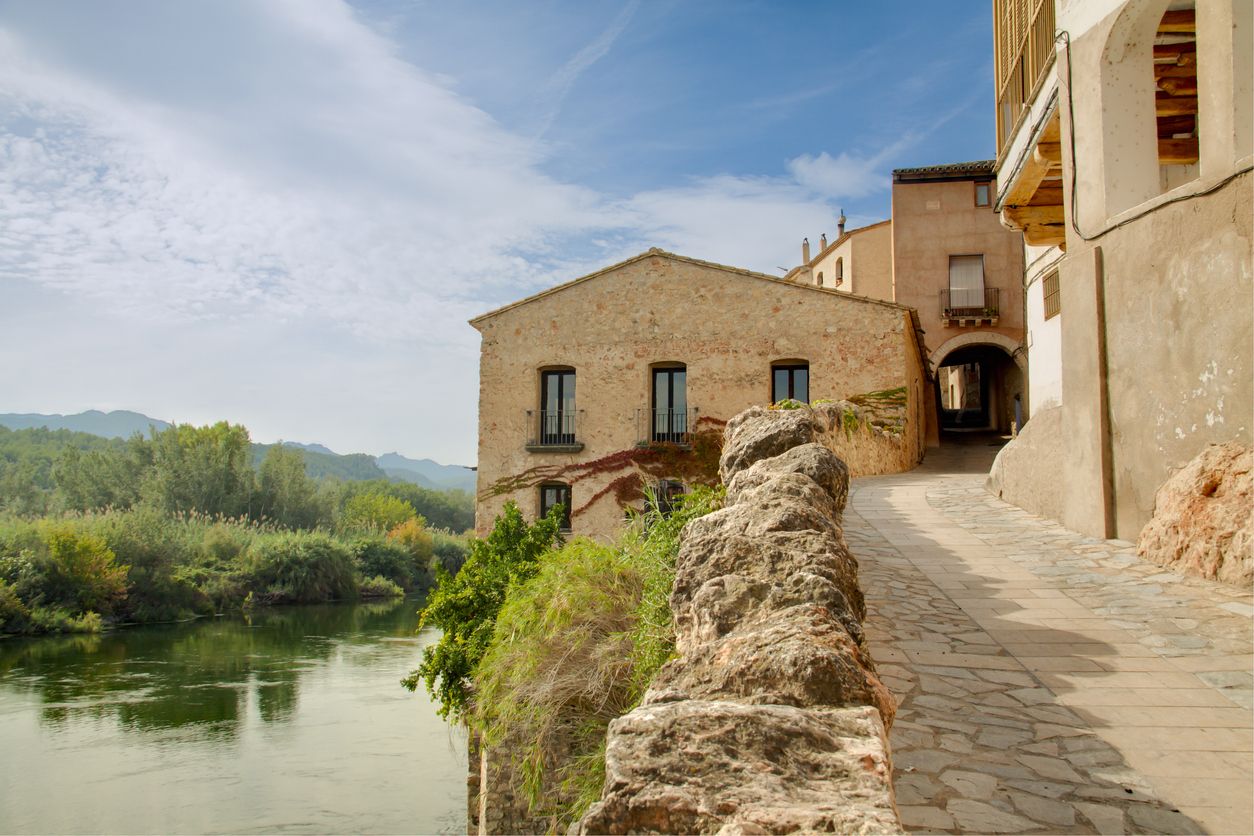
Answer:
[470, 250, 927, 540]
[793, 219, 895, 300]
[990, 0, 1253, 539]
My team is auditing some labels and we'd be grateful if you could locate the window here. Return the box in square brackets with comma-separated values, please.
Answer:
[1042, 271, 1060, 320]
[656, 479, 686, 516]
[1153, 5, 1199, 177]
[540, 369, 576, 445]
[834, 257, 844, 287]
[539, 483, 571, 530]
[816, 271, 824, 287]
[948, 255, 986, 309]
[975, 181, 991, 206]
[652, 366, 688, 442]
[771, 362, 809, 403]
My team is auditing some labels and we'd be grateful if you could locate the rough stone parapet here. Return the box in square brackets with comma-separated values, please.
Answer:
[1137, 441, 1253, 587]
[578, 406, 902, 834]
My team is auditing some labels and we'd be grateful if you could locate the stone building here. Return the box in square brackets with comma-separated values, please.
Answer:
[790, 163, 1027, 439]
[469, 249, 929, 539]
[987, 0, 1252, 539]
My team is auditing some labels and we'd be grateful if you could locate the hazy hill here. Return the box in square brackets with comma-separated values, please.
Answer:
[376, 452, 476, 493]
[0, 410, 171, 439]
[0, 410, 473, 490]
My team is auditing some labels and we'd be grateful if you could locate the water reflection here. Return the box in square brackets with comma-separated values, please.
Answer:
[0, 598, 467, 834]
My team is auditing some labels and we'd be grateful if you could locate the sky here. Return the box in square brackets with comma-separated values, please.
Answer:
[0, 1, 996, 466]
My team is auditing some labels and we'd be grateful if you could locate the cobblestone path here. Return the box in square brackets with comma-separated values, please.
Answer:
[849, 443, 1253, 835]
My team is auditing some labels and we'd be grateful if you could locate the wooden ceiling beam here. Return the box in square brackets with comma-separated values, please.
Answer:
[1157, 9, 1196, 34]
[1153, 42, 1196, 61]
[1159, 137, 1200, 165]
[1157, 94, 1199, 116]
[1022, 223, 1066, 248]
[1159, 77, 1198, 96]
[1004, 204, 1065, 227]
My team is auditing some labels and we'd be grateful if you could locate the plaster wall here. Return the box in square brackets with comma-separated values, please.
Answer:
[472, 253, 921, 541]
[807, 221, 893, 301]
[1024, 243, 1065, 412]
[890, 177, 1026, 358]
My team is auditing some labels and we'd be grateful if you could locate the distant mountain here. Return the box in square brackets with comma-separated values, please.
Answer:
[0, 410, 475, 492]
[376, 452, 476, 493]
[0, 409, 171, 439]
[282, 441, 340, 457]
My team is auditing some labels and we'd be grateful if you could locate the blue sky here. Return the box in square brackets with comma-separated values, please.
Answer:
[0, 1, 995, 464]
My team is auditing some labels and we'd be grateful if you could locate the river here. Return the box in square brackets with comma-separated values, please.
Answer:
[0, 599, 467, 834]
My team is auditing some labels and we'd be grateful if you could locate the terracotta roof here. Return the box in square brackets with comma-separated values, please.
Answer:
[469, 247, 914, 326]
[892, 160, 996, 183]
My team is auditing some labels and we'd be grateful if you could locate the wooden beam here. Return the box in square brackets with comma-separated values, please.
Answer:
[1005, 204, 1065, 227]
[1159, 137, 1200, 165]
[1157, 94, 1199, 116]
[1159, 77, 1198, 96]
[1027, 185, 1065, 206]
[1158, 114, 1196, 137]
[1155, 63, 1196, 79]
[1153, 42, 1196, 62]
[1023, 223, 1066, 248]
[1157, 9, 1195, 34]
[1036, 141, 1063, 163]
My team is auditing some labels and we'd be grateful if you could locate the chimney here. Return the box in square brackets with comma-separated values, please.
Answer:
[837, 209, 847, 237]
[801, 237, 811, 263]
[820, 233, 828, 250]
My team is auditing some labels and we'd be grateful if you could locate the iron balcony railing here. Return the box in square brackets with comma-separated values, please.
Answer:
[525, 408, 582, 449]
[941, 287, 1000, 320]
[637, 407, 697, 445]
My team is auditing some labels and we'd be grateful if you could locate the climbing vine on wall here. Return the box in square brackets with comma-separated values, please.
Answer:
[484, 417, 726, 517]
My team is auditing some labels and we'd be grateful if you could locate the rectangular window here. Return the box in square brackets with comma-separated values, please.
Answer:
[540, 483, 571, 530]
[652, 367, 688, 442]
[540, 370, 576, 445]
[948, 255, 986, 309]
[1043, 271, 1061, 320]
[975, 181, 991, 207]
[771, 364, 809, 403]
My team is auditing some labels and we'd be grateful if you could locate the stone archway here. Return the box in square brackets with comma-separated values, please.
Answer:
[930, 334, 1026, 437]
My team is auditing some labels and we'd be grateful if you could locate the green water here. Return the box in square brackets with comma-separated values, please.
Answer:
[0, 599, 466, 834]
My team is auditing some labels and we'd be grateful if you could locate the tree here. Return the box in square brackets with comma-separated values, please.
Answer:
[142, 422, 254, 518]
[340, 492, 417, 534]
[402, 501, 563, 720]
[256, 445, 326, 529]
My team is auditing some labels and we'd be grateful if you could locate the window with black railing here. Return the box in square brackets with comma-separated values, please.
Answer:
[530, 369, 579, 448]
[650, 366, 688, 443]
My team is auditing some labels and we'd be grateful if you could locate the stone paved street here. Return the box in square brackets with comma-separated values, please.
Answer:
[849, 442, 1254, 835]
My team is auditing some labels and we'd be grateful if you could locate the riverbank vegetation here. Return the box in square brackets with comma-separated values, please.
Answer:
[0, 422, 472, 636]
[407, 487, 721, 828]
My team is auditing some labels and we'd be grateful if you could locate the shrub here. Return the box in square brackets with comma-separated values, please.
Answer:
[431, 529, 470, 574]
[340, 492, 417, 534]
[358, 575, 404, 599]
[34, 522, 129, 616]
[245, 531, 357, 604]
[28, 606, 102, 634]
[468, 486, 722, 827]
[402, 501, 563, 720]
[0, 580, 31, 634]
[352, 535, 422, 590]
[85, 506, 205, 621]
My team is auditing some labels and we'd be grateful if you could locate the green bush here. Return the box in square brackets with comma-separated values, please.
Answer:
[245, 532, 357, 604]
[0, 580, 31, 634]
[352, 535, 422, 590]
[402, 502, 563, 720]
[84, 506, 205, 622]
[431, 529, 470, 574]
[465, 487, 722, 826]
[32, 522, 129, 616]
[28, 606, 102, 634]
[358, 574, 404, 599]
[340, 492, 417, 534]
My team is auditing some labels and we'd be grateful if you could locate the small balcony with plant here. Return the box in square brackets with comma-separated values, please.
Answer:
[941, 287, 1000, 327]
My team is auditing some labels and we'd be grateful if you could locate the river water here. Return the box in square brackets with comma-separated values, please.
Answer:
[0, 599, 467, 834]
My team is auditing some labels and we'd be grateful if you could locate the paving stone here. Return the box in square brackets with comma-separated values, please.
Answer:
[937, 769, 997, 799]
[895, 749, 959, 775]
[898, 805, 955, 831]
[892, 773, 938, 806]
[1006, 790, 1076, 827]
[1073, 801, 1126, 834]
[945, 799, 1036, 834]
[1003, 779, 1071, 799]
[1127, 803, 1205, 834]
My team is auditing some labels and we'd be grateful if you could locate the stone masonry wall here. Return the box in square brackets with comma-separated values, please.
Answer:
[577, 406, 903, 833]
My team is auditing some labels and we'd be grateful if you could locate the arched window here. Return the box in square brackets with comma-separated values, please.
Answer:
[539, 482, 572, 530]
[538, 367, 576, 445]
[771, 360, 809, 403]
[834, 257, 844, 288]
[816, 271, 824, 287]
[1153, 4, 1199, 189]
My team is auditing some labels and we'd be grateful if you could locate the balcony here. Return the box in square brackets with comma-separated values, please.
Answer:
[524, 409, 584, 453]
[636, 407, 697, 447]
[941, 288, 1000, 327]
